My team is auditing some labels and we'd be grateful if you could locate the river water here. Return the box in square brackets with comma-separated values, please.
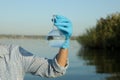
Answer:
[0, 39, 120, 80]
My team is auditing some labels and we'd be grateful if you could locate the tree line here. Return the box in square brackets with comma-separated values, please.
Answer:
[77, 12, 120, 50]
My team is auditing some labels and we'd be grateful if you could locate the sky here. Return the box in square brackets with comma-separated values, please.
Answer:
[0, 0, 120, 36]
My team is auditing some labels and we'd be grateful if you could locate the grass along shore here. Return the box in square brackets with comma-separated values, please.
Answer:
[77, 12, 120, 50]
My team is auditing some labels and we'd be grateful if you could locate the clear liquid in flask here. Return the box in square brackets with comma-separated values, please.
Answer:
[47, 29, 65, 48]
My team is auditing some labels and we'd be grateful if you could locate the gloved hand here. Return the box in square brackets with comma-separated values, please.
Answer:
[53, 15, 73, 48]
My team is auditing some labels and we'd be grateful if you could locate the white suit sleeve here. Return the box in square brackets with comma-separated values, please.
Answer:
[18, 46, 69, 78]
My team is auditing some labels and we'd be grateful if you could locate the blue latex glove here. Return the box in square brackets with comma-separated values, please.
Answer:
[53, 15, 73, 48]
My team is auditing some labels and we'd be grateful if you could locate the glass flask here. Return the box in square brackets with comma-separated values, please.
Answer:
[46, 15, 65, 48]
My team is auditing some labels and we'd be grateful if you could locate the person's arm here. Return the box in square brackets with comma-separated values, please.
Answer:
[56, 48, 68, 67]
[53, 15, 72, 67]
[18, 46, 68, 78]
[17, 15, 72, 78]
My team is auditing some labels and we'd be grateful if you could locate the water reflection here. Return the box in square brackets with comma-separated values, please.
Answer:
[78, 48, 120, 80]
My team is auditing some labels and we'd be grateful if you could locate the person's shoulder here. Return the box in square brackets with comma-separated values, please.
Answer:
[0, 43, 20, 56]
[0, 43, 20, 49]
[0, 43, 21, 53]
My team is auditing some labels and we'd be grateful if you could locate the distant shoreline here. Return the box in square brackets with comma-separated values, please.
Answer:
[0, 34, 77, 40]
[0, 34, 46, 39]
